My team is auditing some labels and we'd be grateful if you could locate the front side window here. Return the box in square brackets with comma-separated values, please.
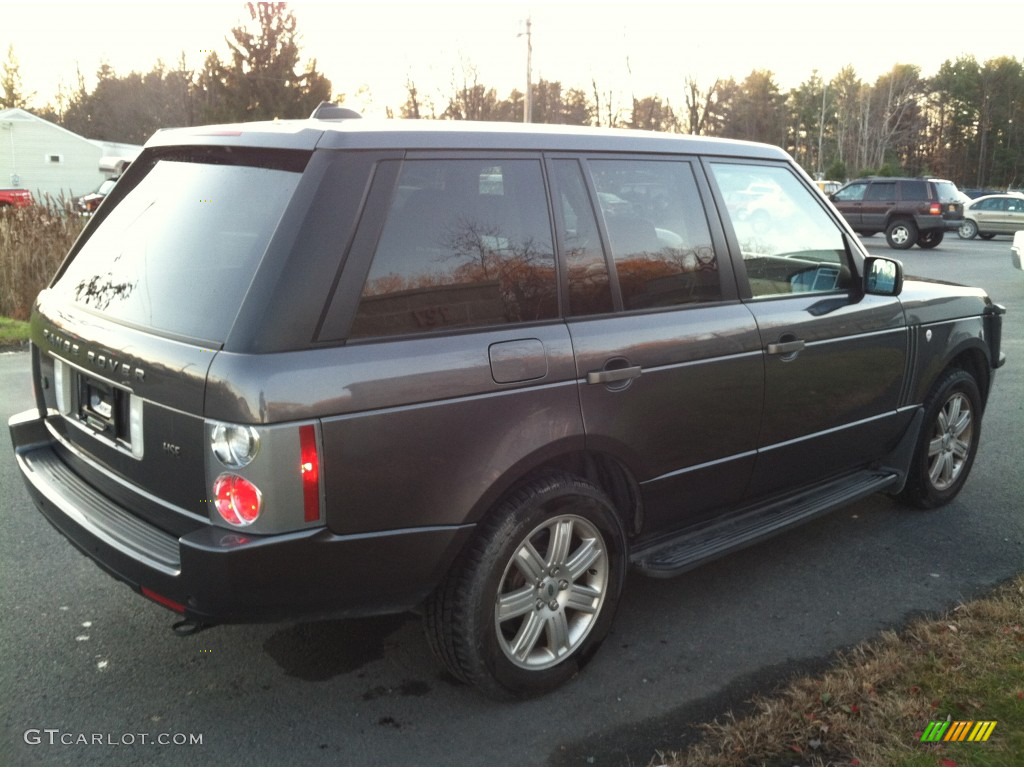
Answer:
[711, 163, 851, 299]
[833, 182, 867, 202]
[589, 159, 721, 309]
[349, 159, 557, 338]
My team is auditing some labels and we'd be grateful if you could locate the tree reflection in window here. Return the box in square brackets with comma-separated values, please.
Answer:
[589, 159, 721, 310]
[351, 160, 558, 338]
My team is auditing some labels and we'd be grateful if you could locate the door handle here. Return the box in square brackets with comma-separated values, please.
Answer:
[586, 366, 642, 385]
[766, 339, 805, 356]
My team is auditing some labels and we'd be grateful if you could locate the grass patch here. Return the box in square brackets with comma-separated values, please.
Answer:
[0, 316, 31, 346]
[660, 574, 1024, 767]
[0, 200, 83, 320]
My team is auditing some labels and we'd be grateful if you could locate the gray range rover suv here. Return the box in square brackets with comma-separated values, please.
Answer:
[9, 111, 1006, 698]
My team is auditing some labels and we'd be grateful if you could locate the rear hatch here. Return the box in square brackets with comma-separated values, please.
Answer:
[31, 144, 310, 536]
[933, 179, 964, 224]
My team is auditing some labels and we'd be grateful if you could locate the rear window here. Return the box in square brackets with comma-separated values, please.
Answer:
[53, 153, 305, 344]
[933, 180, 960, 202]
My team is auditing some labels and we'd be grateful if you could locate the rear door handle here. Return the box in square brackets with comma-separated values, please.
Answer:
[766, 339, 806, 356]
[586, 366, 642, 385]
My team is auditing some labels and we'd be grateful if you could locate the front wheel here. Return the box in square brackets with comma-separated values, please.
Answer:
[898, 369, 982, 509]
[958, 220, 978, 239]
[886, 219, 918, 249]
[424, 473, 626, 699]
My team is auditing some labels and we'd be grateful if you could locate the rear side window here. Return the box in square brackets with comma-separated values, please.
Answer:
[588, 159, 721, 309]
[900, 180, 927, 200]
[866, 181, 896, 201]
[349, 159, 557, 338]
[53, 154, 305, 343]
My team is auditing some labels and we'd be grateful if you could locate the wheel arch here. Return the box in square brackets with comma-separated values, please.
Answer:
[913, 340, 992, 413]
[948, 345, 993, 408]
[466, 448, 645, 541]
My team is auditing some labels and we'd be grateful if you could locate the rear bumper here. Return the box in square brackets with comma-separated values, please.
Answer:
[914, 214, 963, 232]
[9, 410, 472, 623]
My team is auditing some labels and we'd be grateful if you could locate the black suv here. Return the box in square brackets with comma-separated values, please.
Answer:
[830, 177, 964, 249]
[9, 113, 1005, 698]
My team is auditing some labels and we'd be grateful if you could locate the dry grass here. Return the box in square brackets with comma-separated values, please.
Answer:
[0, 198, 85, 320]
[660, 574, 1024, 767]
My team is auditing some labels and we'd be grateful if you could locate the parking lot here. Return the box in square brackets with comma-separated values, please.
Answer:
[1, 234, 1021, 767]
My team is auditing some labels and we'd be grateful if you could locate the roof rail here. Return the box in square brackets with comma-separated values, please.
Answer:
[309, 102, 362, 120]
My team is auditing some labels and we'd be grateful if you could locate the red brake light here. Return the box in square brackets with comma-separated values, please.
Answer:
[299, 424, 320, 522]
[929, 202, 942, 215]
[214, 474, 262, 526]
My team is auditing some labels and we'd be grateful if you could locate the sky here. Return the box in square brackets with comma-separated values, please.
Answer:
[3, 0, 1023, 119]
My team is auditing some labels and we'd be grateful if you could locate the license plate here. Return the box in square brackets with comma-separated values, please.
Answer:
[79, 376, 130, 444]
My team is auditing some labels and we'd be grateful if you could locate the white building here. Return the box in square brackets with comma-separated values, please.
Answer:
[0, 108, 142, 203]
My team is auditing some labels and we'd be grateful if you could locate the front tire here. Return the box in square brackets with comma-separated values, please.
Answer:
[898, 369, 982, 509]
[886, 219, 917, 249]
[958, 220, 978, 239]
[424, 473, 626, 699]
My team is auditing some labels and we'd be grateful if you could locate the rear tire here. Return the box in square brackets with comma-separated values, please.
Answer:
[424, 473, 626, 699]
[980, 233, 995, 240]
[917, 229, 944, 249]
[886, 219, 917, 249]
[898, 369, 982, 509]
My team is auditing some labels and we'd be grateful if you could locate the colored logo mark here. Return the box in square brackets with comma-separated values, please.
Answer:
[921, 720, 997, 743]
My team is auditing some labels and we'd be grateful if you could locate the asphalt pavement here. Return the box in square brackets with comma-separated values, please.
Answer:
[1, 234, 1022, 766]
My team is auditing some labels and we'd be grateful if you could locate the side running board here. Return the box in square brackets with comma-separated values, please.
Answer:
[632, 469, 900, 578]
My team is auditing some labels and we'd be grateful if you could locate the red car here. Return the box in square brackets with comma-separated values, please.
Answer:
[0, 188, 33, 209]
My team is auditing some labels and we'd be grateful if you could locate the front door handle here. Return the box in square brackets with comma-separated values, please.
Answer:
[586, 366, 642, 385]
[766, 339, 806, 356]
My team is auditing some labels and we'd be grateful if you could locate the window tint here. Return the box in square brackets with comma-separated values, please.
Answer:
[350, 159, 557, 338]
[900, 180, 926, 200]
[54, 157, 304, 343]
[711, 163, 850, 298]
[866, 181, 896, 201]
[589, 159, 721, 309]
[552, 159, 613, 316]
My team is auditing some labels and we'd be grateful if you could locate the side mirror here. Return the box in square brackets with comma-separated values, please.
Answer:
[864, 256, 903, 296]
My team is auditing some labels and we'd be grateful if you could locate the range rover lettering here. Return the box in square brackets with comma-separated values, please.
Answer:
[9, 107, 1005, 699]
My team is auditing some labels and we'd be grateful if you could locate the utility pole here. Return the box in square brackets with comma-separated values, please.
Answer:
[817, 80, 827, 179]
[523, 17, 532, 123]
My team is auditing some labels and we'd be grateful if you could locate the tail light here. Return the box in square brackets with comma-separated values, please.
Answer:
[213, 473, 263, 526]
[206, 420, 323, 532]
[929, 202, 942, 215]
[299, 424, 320, 523]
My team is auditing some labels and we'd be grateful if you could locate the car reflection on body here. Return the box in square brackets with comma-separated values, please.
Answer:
[75, 177, 119, 215]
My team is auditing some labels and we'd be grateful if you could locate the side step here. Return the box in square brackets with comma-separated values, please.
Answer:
[632, 469, 899, 578]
